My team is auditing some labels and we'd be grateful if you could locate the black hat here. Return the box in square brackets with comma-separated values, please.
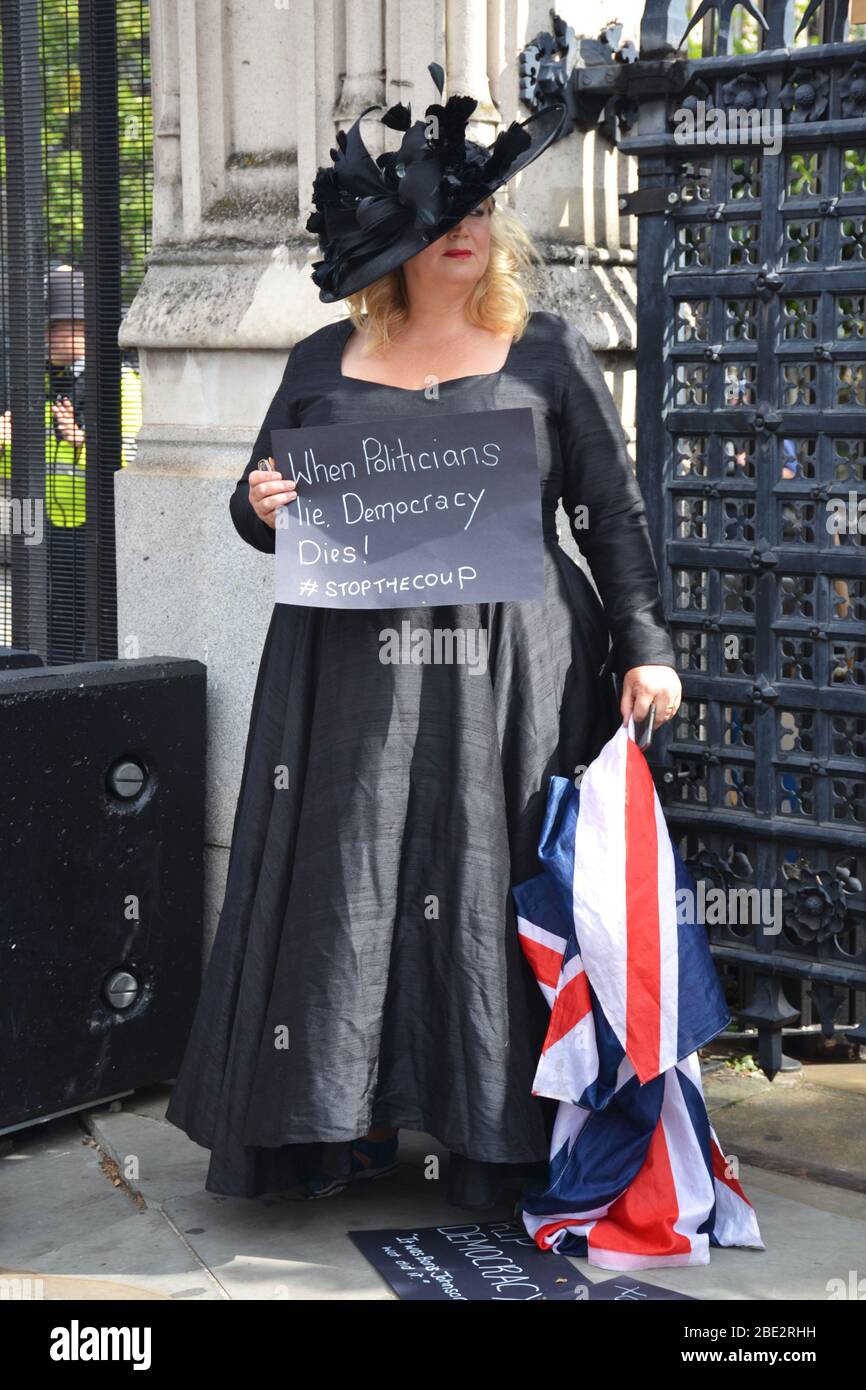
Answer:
[45, 265, 85, 322]
[306, 62, 568, 304]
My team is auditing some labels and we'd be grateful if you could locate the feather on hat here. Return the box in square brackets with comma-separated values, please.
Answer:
[305, 61, 568, 303]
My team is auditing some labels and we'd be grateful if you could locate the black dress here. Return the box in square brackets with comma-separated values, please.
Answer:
[164, 309, 677, 1207]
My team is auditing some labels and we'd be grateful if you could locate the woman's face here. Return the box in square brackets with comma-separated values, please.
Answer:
[402, 196, 494, 300]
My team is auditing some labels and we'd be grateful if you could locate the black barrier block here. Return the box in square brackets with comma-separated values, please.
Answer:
[0, 657, 206, 1131]
[0, 647, 44, 672]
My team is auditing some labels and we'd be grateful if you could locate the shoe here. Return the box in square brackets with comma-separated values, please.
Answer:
[347, 1133, 400, 1184]
[291, 1134, 399, 1201]
[295, 1169, 352, 1201]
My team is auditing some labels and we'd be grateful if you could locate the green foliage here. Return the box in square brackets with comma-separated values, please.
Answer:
[1, 0, 151, 315]
[726, 1052, 761, 1074]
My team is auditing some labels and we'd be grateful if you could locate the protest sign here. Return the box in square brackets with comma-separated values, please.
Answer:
[270, 407, 544, 609]
[349, 1222, 698, 1301]
[349, 1221, 590, 1301]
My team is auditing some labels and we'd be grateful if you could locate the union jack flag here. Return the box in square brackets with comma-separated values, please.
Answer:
[514, 723, 765, 1270]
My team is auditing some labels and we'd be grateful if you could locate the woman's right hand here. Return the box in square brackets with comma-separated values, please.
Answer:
[248, 457, 298, 527]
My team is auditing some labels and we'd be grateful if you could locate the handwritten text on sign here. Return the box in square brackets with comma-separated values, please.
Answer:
[270, 407, 544, 609]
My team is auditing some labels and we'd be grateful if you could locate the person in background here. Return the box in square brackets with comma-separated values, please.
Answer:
[0, 264, 142, 659]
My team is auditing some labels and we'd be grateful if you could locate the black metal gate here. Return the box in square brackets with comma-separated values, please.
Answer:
[519, 1, 866, 1074]
[621, 0, 866, 1074]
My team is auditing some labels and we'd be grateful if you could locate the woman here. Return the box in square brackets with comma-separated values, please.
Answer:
[165, 64, 682, 1208]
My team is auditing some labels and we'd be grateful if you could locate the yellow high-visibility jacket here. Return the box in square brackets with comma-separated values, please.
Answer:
[0, 363, 142, 527]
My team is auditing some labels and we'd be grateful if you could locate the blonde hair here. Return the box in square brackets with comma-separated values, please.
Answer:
[343, 197, 543, 353]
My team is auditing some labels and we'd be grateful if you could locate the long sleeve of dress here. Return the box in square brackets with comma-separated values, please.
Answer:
[230, 344, 300, 554]
[556, 321, 676, 678]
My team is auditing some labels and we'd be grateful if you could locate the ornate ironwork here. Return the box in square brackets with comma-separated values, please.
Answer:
[681, 0, 769, 53]
[521, 3, 866, 1077]
[637, 4, 866, 1077]
[520, 14, 647, 140]
[777, 859, 862, 943]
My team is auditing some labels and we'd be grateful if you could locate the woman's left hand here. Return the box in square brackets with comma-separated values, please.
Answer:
[620, 665, 682, 729]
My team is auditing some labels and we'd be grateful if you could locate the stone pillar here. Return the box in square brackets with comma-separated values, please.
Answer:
[118, 0, 645, 951]
[446, 0, 501, 134]
[334, 7, 386, 150]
